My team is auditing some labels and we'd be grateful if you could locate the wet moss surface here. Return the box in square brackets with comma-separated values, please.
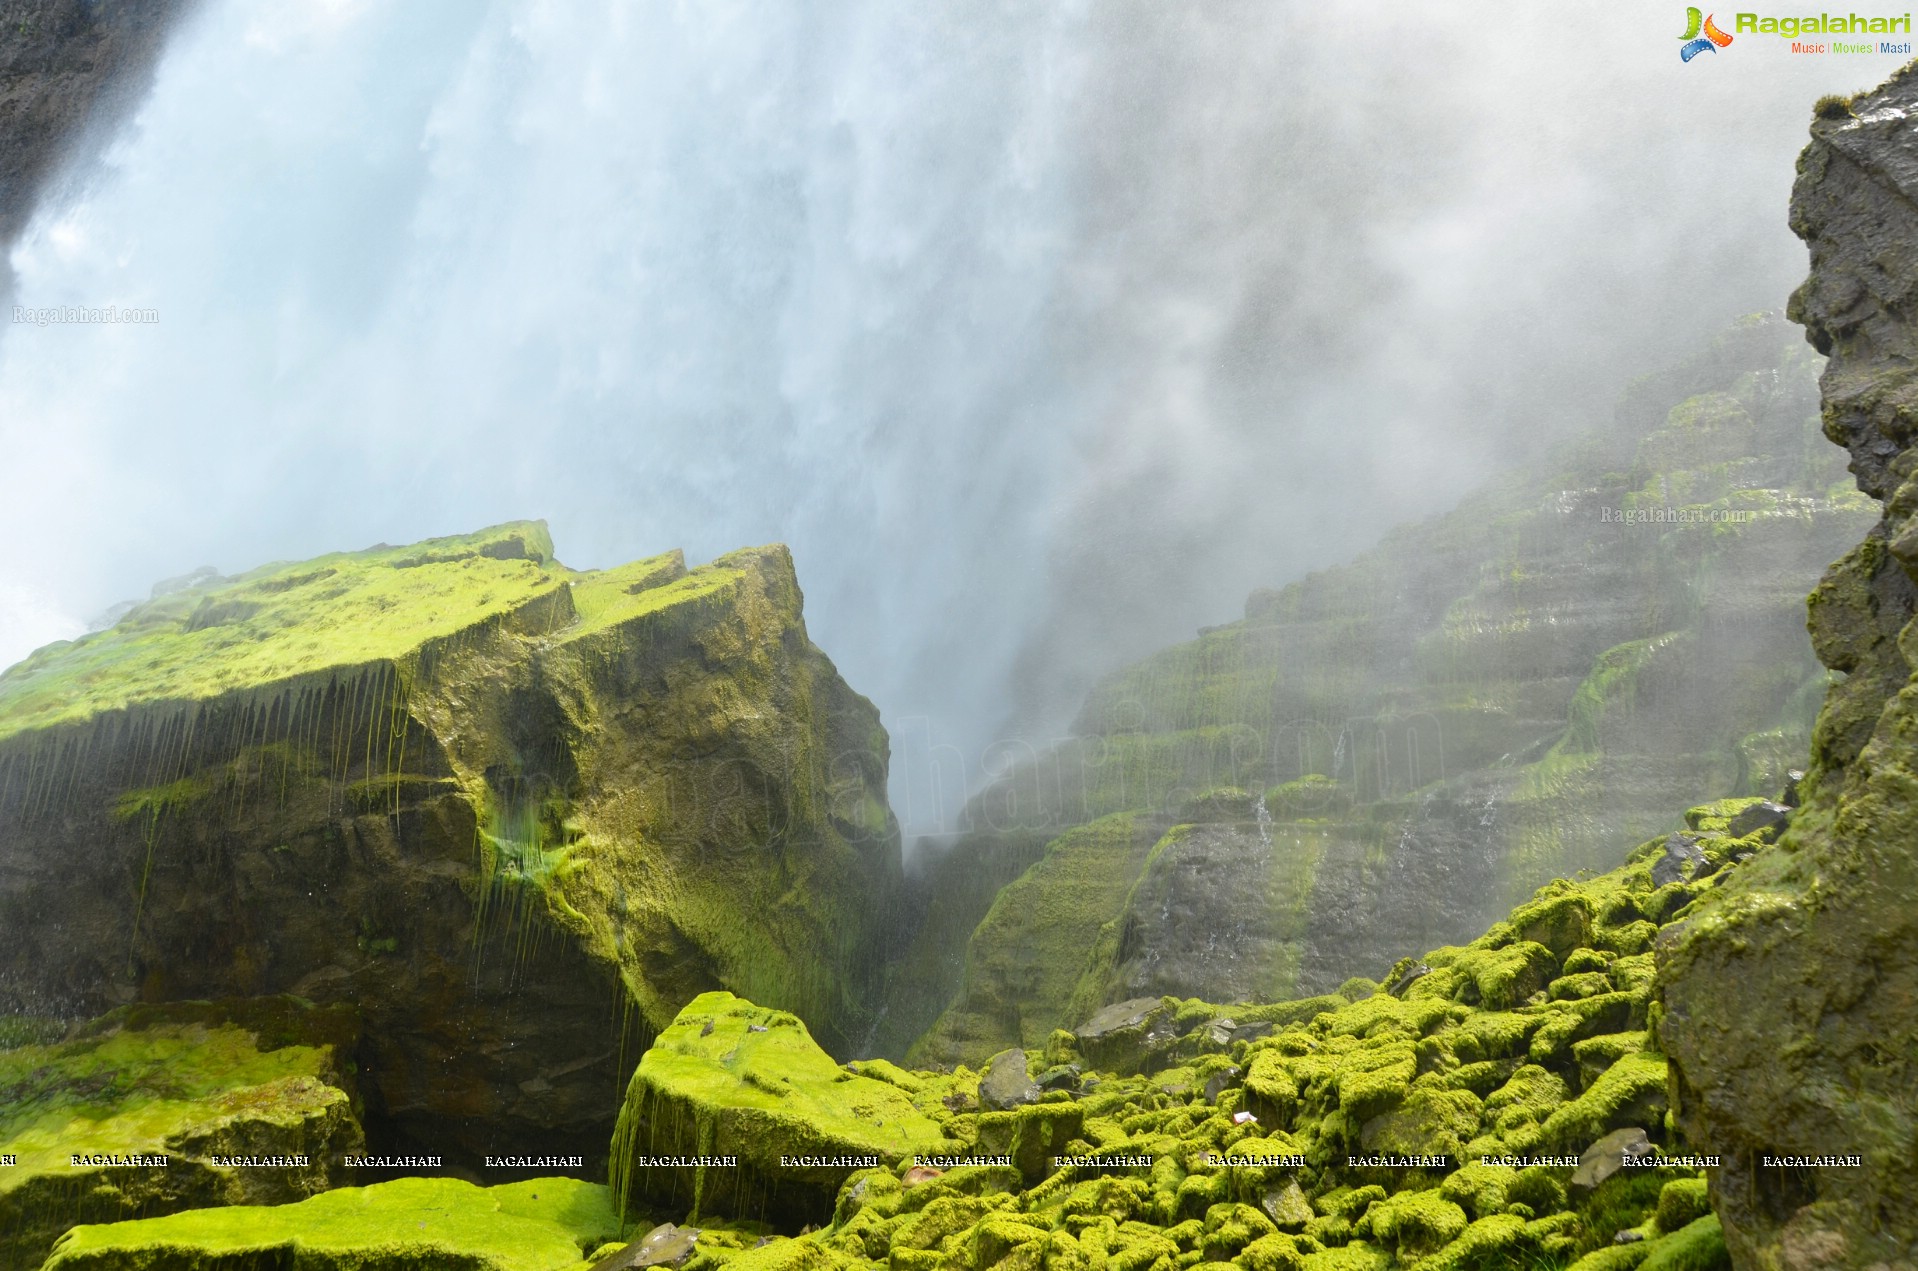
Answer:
[0, 524, 904, 1170]
[41, 1176, 620, 1271]
[0, 997, 362, 1271]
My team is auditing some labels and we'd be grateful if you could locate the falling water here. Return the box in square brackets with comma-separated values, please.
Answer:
[0, 2, 1867, 833]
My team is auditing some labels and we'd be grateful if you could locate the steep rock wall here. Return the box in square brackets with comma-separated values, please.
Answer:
[898, 321, 1873, 1064]
[1660, 77, 1918, 1269]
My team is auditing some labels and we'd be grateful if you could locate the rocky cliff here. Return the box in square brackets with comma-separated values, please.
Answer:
[0, 0, 193, 270]
[0, 523, 901, 1170]
[894, 319, 1875, 1065]
[1658, 77, 1918, 1269]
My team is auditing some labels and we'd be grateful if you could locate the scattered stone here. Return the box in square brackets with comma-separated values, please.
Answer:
[1781, 769, 1805, 808]
[1728, 800, 1792, 839]
[901, 1166, 944, 1188]
[1073, 998, 1180, 1075]
[1613, 1230, 1646, 1245]
[1035, 1063, 1081, 1092]
[1206, 1018, 1237, 1048]
[1652, 834, 1709, 887]
[1261, 1181, 1313, 1230]
[1388, 963, 1432, 997]
[591, 1224, 700, 1270]
[979, 1049, 1041, 1111]
[1570, 1127, 1653, 1196]
[747, 1024, 769, 1033]
[1204, 1066, 1241, 1102]
[700, 1020, 715, 1037]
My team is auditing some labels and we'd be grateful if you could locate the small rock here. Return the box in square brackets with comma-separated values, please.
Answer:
[1728, 800, 1792, 840]
[1614, 1230, 1646, 1245]
[978, 1048, 1040, 1111]
[591, 1223, 701, 1271]
[1261, 1180, 1313, 1230]
[1204, 1066, 1241, 1102]
[1036, 1063, 1081, 1092]
[1388, 963, 1432, 997]
[747, 1024, 768, 1033]
[901, 1165, 944, 1187]
[1570, 1127, 1652, 1196]
[700, 1020, 714, 1037]
[1782, 769, 1806, 807]
[1652, 834, 1709, 887]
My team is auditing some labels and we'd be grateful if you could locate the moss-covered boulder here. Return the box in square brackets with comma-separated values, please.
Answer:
[611, 992, 946, 1229]
[1657, 62, 1918, 1270]
[0, 997, 362, 1271]
[0, 523, 902, 1168]
[41, 1176, 621, 1270]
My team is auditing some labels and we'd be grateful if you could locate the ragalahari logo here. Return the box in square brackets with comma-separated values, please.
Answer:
[1680, 8, 1735, 58]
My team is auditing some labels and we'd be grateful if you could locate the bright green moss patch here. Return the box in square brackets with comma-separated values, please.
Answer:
[613, 993, 946, 1227]
[44, 1176, 620, 1271]
[0, 522, 568, 740]
[0, 999, 362, 1271]
[1637, 1214, 1729, 1271]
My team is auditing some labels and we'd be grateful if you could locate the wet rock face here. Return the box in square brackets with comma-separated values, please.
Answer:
[0, 0, 194, 260]
[895, 314, 1876, 1066]
[0, 523, 902, 1169]
[1661, 69, 1918, 1270]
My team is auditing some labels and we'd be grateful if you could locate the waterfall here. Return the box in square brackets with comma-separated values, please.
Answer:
[0, 1, 1857, 833]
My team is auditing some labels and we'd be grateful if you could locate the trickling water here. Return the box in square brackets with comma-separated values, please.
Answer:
[1254, 791, 1272, 849]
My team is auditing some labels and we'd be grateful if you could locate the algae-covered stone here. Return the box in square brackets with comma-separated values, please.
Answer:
[0, 997, 362, 1271]
[42, 1176, 620, 1270]
[611, 993, 944, 1228]
[0, 524, 902, 1165]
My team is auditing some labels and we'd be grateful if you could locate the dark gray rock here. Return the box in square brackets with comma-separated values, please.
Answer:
[1034, 1063, 1080, 1092]
[1727, 800, 1791, 839]
[1651, 833, 1709, 887]
[1203, 1066, 1241, 1102]
[978, 1048, 1039, 1111]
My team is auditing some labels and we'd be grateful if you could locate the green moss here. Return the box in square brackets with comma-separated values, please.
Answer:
[44, 1177, 619, 1270]
[1368, 1189, 1467, 1256]
[1637, 1215, 1728, 1271]
[1451, 944, 1557, 1011]
[0, 1000, 362, 1270]
[1538, 1053, 1667, 1152]
[612, 993, 945, 1226]
[913, 814, 1156, 1064]
[0, 522, 566, 741]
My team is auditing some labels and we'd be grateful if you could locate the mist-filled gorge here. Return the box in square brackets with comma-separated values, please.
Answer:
[1, 4, 1914, 1271]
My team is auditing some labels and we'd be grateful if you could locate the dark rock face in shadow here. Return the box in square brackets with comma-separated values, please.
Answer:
[0, 0, 198, 269]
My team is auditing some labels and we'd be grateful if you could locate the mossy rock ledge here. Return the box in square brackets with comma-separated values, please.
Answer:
[0, 997, 363, 1271]
[0, 523, 903, 1168]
